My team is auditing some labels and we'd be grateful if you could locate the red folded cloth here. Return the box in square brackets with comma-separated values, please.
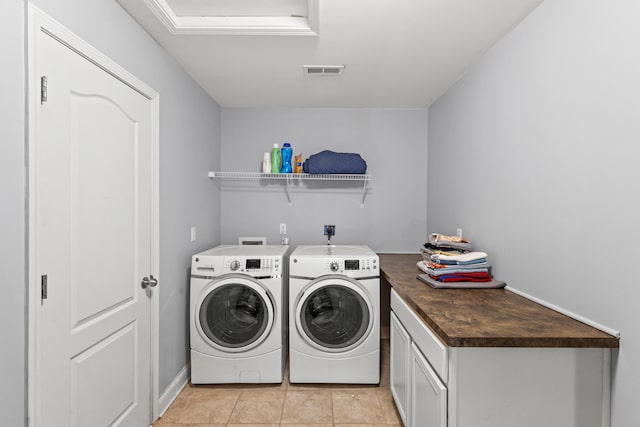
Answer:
[429, 272, 492, 282]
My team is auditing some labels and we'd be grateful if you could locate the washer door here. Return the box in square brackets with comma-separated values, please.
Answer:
[295, 275, 373, 352]
[196, 275, 274, 353]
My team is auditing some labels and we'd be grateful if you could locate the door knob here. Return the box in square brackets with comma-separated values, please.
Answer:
[141, 275, 158, 289]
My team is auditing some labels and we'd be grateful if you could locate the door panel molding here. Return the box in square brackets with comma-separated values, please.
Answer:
[27, 4, 160, 424]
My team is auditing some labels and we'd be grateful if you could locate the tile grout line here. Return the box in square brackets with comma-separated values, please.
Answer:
[225, 392, 240, 425]
[331, 387, 338, 426]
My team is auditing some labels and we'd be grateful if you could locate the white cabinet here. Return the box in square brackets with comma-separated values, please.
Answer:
[410, 342, 447, 427]
[390, 312, 410, 424]
[390, 289, 611, 427]
[391, 293, 448, 427]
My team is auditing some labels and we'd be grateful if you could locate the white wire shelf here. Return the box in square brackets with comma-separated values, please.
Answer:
[208, 171, 371, 205]
[208, 171, 370, 181]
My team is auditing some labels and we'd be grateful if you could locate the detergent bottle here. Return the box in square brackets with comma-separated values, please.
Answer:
[294, 154, 303, 173]
[280, 142, 293, 173]
[270, 143, 281, 174]
[262, 152, 271, 173]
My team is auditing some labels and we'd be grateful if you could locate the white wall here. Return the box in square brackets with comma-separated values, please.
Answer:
[0, 2, 26, 426]
[0, 1, 221, 423]
[428, 1, 638, 426]
[220, 108, 428, 252]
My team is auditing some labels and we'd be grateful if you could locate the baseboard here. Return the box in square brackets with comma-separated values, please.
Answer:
[157, 363, 190, 418]
[505, 286, 620, 338]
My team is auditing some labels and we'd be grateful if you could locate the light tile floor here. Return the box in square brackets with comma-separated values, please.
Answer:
[154, 338, 402, 427]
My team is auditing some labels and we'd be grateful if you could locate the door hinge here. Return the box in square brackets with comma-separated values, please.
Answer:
[41, 274, 48, 301]
[40, 75, 47, 104]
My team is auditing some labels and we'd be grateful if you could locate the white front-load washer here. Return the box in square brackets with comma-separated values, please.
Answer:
[190, 244, 289, 384]
[289, 245, 380, 384]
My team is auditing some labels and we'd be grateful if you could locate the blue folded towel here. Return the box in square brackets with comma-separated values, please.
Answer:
[302, 150, 367, 174]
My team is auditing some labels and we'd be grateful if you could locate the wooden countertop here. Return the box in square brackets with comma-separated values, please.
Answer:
[380, 253, 619, 348]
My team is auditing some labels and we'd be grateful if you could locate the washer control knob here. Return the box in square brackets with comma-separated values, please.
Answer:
[330, 261, 340, 272]
[230, 260, 241, 271]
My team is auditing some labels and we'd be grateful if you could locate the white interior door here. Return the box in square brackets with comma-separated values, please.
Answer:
[32, 22, 157, 427]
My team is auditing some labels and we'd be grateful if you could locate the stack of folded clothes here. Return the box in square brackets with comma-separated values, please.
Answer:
[418, 233, 492, 282]
[420, 232, 472, 260]
[422, 251, 491, 282]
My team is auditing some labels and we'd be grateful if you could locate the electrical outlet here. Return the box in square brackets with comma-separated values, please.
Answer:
[279, 223, 287, 235]
[456, 228, 463, 238]
[324, 225, 336, 236]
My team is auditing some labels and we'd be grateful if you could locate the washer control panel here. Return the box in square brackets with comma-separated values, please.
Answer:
[290, 257, 378, 277]
[322, 257, 378, 276]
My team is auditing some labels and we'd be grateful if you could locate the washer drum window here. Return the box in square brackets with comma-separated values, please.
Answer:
[198, 282, 272, 350]
[297, 280, 372, 351]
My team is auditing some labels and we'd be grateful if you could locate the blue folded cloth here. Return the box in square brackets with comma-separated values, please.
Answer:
[303, 150, 367, 174]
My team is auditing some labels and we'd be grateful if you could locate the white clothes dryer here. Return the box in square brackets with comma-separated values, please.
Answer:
[190, 244, 289, 384]
[289, 245, 380, 384]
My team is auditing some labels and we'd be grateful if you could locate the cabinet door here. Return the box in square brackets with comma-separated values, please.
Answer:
[390, 311, 411, 425]
[410, 342, 447, 427]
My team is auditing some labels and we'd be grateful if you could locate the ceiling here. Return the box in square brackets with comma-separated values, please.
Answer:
[117, 0, 544, 108]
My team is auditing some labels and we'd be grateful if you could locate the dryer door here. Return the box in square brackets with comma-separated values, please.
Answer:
[196, 275, 274, 352]
[295, 275, 373, 352]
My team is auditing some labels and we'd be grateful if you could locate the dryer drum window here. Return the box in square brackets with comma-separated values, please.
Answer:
[300, 285, 370, 349]
[199, 283, 270, 348]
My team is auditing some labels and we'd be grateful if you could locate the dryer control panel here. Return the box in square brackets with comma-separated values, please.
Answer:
[192, 255, 282, 277]
[191, 245, 288, 278]
[224, 256, 281, 276]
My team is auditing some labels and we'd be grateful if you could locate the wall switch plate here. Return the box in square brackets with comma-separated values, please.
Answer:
[456, 228, 463, 238]
[324, 225, 336, 236]
[279, 223, 287, 235]
[190, 226, 197, 242]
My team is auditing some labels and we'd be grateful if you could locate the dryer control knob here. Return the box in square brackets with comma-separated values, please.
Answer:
[230, 260, 241, 271]
[329, 261, 340, 272]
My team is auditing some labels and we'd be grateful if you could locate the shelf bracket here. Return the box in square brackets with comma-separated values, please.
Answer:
[284, 175, 293, 205]
[361, 180, 369, 207]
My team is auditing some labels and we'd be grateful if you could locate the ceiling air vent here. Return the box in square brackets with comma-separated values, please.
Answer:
[304, 65, 345, 76]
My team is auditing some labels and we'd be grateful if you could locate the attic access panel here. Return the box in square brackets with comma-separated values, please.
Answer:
[166, 0, 307, 17]
[146, 0, 319, 35]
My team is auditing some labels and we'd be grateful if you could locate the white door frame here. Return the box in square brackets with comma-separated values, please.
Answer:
[26, 4, 160, 424]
